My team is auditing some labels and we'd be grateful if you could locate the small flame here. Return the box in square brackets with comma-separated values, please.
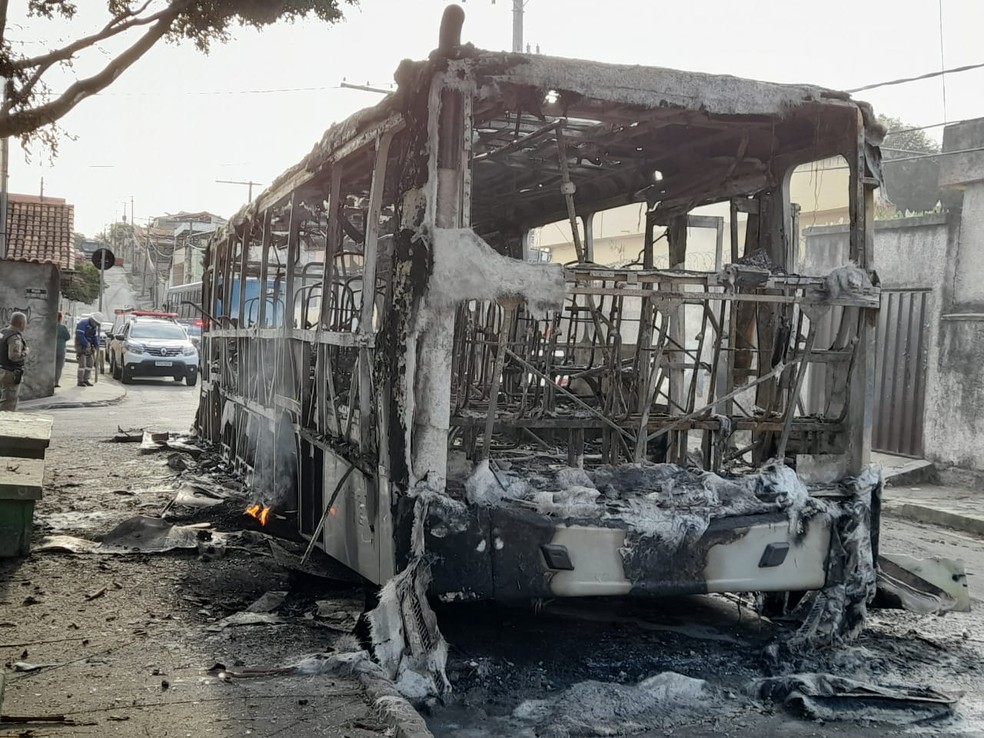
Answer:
[245, 503, 272, 526]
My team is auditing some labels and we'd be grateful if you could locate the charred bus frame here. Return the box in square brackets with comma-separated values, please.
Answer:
[198, 17, 886, 609]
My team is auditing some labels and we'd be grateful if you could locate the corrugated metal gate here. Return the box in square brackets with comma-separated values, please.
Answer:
[804, 288, 930, 458]
[872, 288, 930, 457]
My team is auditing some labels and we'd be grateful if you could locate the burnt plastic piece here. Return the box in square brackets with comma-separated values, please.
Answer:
[541, 543, 575, 571]
[759, 542, 790, 568]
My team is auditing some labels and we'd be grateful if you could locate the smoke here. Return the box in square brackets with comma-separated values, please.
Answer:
[248, 411, 298, 509]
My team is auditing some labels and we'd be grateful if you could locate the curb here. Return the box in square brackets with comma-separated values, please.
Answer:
[882, 459, 937, 488]
[359, 674, 434, 738]
[883, 501, 984, 538]
[936, 464, 984, 490]
[19, 389, 127, 411]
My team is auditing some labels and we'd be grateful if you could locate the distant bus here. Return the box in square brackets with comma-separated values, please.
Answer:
[165, 278, 285, 327]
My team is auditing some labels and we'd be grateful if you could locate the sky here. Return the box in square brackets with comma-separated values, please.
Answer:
[5, 0, 983, 237]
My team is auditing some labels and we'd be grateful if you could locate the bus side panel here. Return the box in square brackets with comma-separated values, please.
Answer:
[316, 448, 382, 583]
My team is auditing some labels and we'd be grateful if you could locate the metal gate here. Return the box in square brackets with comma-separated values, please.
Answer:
[873, 288, 930, 457]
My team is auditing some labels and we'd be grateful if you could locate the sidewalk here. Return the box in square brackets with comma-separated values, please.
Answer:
[873, 451, 936, 486]
[872, 451, 983, 537]
[870, 451, 984, 538]
[18, 376, 126, 410]
[883, 483, 984, 538]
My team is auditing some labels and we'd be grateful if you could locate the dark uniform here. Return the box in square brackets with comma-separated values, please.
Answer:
[0, 322, 28, 411]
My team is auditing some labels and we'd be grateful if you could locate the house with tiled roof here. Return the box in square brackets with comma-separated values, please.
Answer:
[4, 193, 75, 270]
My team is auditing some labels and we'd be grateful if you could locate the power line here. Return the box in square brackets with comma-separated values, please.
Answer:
[885, 119, 958, 136]
[821, 144, 984, 171]
[938, 0, 948, 122]
[878, 117, 984, 139]
[882, 145, 984, 163]
[846, 60, 984, 94]
[36, 82, 395, 98]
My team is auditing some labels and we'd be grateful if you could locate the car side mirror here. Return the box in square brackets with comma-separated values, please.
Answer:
[114, 334, 125, 340]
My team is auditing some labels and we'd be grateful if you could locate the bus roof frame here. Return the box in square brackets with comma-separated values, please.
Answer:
[221, 47, 884, 237]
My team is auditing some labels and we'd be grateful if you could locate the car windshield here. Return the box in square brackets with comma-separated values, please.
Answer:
[130, 323, 187, 340]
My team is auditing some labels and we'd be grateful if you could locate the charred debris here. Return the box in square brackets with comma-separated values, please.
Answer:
[187, 3, 967, 701]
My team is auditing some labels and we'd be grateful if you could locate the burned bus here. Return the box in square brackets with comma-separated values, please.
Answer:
[195, 8, 918, 636]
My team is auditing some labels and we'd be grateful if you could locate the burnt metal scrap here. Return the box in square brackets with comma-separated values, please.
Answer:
[194, 6, 960, 689]
[756, 673, 959, 724]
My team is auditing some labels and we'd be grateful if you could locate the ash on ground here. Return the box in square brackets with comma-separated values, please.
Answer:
[423, 596, 982, 738]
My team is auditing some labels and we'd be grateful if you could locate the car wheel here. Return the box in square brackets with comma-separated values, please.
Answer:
[112, 356, 122, 380]
[173, 376, 183, 382]
[186, 373, 198, 387]
[121, 365, 133, 384]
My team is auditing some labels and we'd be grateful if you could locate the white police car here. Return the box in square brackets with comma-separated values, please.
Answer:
[110, 316, 199, 386]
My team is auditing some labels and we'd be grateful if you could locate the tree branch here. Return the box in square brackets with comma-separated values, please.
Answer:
[105, 0, 154, 32]
[10, 2, 175, 71]
[0, 0, 10, 44]
[0, 4, 188, 138]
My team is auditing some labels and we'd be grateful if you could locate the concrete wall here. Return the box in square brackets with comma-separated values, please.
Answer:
[949, 186, 984, 308]
[929, 315, 984, 470]
[803, 214, 954, 466]
[802, 214, 949, 289]
[0, 260, 60, 401]
[929, 118, 984, 472]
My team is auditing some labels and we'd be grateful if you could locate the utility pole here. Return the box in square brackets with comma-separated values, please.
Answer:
[97, 225, 107, 315]
[0, 86, 8, 259]
[0, 74, 10, 261]
[98, 259, 105, 314]
[142, 218, 151, 299]
[0, 135, 8, 259]
[216, 179, 262, 203]
[126, 196, 135, 268]
[120, 199, 133, 267]
[461, 0, 526, 53]
[512, 0, 523, 53]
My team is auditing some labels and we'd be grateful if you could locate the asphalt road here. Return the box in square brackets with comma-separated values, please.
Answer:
[61, 372, 201, 439]
[18, 383, 984, 737]
[4, 381, 391, 737]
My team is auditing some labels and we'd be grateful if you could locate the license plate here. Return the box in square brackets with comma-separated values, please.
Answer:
[154, 361, 173, 367]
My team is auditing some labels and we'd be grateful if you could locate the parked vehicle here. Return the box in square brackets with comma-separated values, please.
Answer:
[109, 309, 177, 340]
[176, 318, 203, 349]
[108, 314, 198, 386]
[108, 310, 177, 372]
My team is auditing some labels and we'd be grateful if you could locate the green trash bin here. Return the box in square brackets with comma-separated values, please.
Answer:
[0, 413, 52, 460]
[0, 456, 44, 557]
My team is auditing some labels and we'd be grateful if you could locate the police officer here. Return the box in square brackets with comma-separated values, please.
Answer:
[0, 312, 29, 411]
[76, 316, 99, 387]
